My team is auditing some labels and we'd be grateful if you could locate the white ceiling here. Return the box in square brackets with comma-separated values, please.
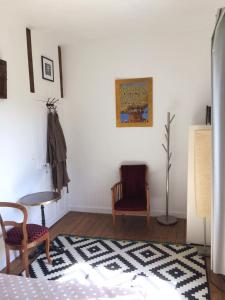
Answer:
[3, 0, 225, 43]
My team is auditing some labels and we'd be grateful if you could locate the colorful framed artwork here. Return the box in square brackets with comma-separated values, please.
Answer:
[41, 56, 54, 82]
[116, 77, 153, 127]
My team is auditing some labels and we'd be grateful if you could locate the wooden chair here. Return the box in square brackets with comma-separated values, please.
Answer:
[0, 202, 51, 277]
[111, 165, 150, 225]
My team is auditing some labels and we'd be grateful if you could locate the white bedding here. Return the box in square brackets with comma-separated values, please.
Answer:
[0, 273, 150, 300]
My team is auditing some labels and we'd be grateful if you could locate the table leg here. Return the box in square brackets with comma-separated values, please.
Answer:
[41, 204, 46, 227]
[41, 204, 64, 254]
[29, 204, 64, 260]
[28, 205, 46, 259]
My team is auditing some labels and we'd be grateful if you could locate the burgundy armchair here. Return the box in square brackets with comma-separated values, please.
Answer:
[111, 165, 150, 225]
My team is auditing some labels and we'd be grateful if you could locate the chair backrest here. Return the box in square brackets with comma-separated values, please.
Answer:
[120, 165, 147, 199]
[0, 202, 28, 244]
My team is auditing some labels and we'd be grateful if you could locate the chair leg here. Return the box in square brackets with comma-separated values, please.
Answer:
[147, 212, 150, 226]
[45, 235, 52, 264]
[5, 246, 10, 274]
[19, 249, 23, 257]
[22, 248, 29, 277]
[112, 213, 116, 226]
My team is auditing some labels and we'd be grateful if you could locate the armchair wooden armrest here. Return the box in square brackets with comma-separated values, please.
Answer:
[111, 181, 122, 207]
[111, 181, 122, 191]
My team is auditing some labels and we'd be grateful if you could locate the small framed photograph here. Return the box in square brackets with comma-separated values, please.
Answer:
[41, 56, 54, 82]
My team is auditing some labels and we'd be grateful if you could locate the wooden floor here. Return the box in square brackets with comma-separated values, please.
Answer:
[1, 212, 225, 299]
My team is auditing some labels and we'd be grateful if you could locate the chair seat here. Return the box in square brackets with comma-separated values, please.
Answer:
[6, 224, 49, 245]
[115, 198, 147, 211]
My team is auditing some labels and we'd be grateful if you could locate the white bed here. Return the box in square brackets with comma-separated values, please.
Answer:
[0, 273, 151, 300]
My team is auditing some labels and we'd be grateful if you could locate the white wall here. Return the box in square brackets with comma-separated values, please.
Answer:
[0, 5, 216, 271]
[63, 28, 212, 225]
[0, 7, 69, 269]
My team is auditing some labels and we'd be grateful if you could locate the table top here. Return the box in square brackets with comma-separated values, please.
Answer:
[19, 191, 61, 207]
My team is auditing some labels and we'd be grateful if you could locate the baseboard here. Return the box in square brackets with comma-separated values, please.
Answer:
[69, 205, 186, 219]
[69, 205, 112, 214]
[151, 210, 186, 219]
[47, 209, 68, 228]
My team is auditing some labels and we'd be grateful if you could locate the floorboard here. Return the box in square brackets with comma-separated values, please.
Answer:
[1, 212, 225, 299]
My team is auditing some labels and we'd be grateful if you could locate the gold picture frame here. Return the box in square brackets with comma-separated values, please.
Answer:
[116, 77, 153, 127]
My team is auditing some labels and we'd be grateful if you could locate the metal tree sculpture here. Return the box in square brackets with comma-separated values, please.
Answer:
[157, 112, 177, 225]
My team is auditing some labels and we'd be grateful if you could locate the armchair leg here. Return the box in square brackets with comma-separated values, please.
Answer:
[112, 213, 116, 226]
[5, 246, 10, 274]
[45, 235, 52, 264]
[147, 212, 150, 226]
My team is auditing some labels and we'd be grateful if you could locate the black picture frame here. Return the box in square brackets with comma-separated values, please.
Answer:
[41, 56, 54, 82]
[0, 59, 7, 99]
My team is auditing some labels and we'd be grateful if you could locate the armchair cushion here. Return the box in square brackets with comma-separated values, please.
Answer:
[6, 224, 48, 245]
[115, 197, 147, 211]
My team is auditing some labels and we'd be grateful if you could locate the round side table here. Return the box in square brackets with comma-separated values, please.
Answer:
[19, 191, 61, 227]
[19, 191, 63, 257]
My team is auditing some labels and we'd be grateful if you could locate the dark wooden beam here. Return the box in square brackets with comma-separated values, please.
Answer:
[58, 46, 64, 98]
[26, 28, 35, 93]
[0, 59, 7, 99]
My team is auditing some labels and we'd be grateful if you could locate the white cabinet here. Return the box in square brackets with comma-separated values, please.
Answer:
[186, 126, 211, 245]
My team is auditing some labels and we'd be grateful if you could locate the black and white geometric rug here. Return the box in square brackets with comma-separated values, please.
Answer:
[25, 235, 210, 300]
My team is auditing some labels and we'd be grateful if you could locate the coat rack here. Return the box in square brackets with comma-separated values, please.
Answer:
[38, 97, 60, 110]
[157, 112, 177, 225]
